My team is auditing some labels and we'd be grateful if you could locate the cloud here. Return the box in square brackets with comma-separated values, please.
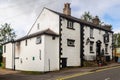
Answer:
[0, 0, 120, 38]
[70, 0, 120, 16]
[0, 0, 65, 38]
[69, 0, 120, 32]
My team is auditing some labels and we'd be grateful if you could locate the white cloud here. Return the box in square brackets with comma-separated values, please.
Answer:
[69, 0, 120, 33]
[70, 0, 120, 16]
[0, 0, 67, 38]
[0, 0, 120, 38]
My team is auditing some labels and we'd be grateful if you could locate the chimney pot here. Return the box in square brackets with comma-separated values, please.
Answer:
[63, 3, 71, 16]
[92, 16, 100, 25]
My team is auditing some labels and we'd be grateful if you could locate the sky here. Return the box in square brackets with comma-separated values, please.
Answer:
[0, 0, 120, 38]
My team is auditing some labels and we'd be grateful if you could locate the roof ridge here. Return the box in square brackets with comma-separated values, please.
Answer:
[16, 29, 59, 42]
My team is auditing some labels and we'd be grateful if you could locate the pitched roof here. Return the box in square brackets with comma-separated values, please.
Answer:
[15, 29, 59, 42]
[45, 8, 113, 33]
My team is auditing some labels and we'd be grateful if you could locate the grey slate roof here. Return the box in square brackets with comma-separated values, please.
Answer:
[15, 29, 59, 42]
[45, 8, 113, 33]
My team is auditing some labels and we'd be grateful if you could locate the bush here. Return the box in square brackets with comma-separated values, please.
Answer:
[0, 63, 5, 69]
[2, 63, 5, 69]
[83, 61, 98, 67]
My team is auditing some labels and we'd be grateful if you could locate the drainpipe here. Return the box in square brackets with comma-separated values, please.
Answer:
[48, 59, 50, 71]
[12, 40, 15, 70]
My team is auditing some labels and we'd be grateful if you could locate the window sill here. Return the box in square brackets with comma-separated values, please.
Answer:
[90, 37, 94, 39]
[105, 53, 109, 54]
[68, 45, 75, 47]
[67, 27, 75, 30]
[90, 52, 94, 53]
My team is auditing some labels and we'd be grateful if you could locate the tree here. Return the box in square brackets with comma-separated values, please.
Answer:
[0, 23, 16, 43]
[113, 33, 120, 48]
[0, 46, 2, 66]
[81, 11, 93, 22]
[81, 11, 104, 26]
[0, 23, 16, 65]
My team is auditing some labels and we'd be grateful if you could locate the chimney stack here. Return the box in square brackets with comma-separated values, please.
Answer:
[63, 3, 71, 16]
[92, 16, 100, 25]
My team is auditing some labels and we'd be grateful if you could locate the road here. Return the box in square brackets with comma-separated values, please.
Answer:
[0, 65, 120, 80]
[63, 67, 120, 80]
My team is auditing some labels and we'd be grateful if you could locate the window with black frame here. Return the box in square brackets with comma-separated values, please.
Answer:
[36, 36, 41, 44]
[105, 44, 108, 54]
[67, 20, 74, 30]
[104, 32, 109, 43]
[90, 28, 94, 38]
[67, 39, 75, 47]
[4, 45, 6, 53]
[90, 41, 94, 53]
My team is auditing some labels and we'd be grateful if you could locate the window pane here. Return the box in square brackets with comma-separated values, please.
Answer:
[67, 21, 74, 30]
[25, 40, 27, 46]
[105, 44, 108, 53]
[90, 28, 93, 37]
[67, 39, 75, 47]
[4, 45, 6, 53]
[36, 36, 41, 44]
[90, 42, 94, 52]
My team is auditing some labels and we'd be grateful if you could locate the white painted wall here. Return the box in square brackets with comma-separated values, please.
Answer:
[83, 26, 113, 60]
[28, 8, 59, 35]
[44, 35, 59, 71]
[3, 8, 61, 71]
[2, 7, 113, 71]
[14, 34, 59, 72]
[61, 18, 81, 66]
[15, 35, 45, 72]
[105, 32, 113, 59]
[3, 43, 13, 69]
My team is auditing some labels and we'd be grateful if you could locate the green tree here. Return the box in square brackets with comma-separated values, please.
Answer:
[81, 11, 93, 22]
[0, 23, 16, 65]
[0, 45, 2, 66]
[0, 23, 16, 43]
[81, 12, 104, 26]
[113, 33, 120, 48]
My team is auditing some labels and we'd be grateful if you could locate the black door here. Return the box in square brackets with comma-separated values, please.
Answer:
[61, 58, 67, 68]
[96, 40, 102, 56]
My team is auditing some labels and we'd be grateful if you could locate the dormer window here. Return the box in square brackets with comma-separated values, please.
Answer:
[67, 20, 74, 30]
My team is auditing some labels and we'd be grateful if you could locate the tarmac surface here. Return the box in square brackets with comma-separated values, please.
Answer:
[0, 63, 120, 80]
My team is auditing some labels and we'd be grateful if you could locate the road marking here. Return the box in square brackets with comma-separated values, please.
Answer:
[96, 66, 120, 72]
[56, 72, 94, 80]
[56, 66, 120, 80]
[105, 77, 110, 80]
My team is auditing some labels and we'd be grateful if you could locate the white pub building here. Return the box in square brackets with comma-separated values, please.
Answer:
[2, 3, 113, 72]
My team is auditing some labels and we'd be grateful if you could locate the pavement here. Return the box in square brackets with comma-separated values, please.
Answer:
[0, 62, 120, 80]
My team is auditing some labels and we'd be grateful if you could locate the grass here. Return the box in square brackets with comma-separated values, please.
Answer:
[0, 63, 5, 69]
[0, 62, 2, 67]
[0, 62, 1, 67]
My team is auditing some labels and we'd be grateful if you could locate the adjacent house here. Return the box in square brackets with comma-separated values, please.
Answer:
[2, 3, 113, 72]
